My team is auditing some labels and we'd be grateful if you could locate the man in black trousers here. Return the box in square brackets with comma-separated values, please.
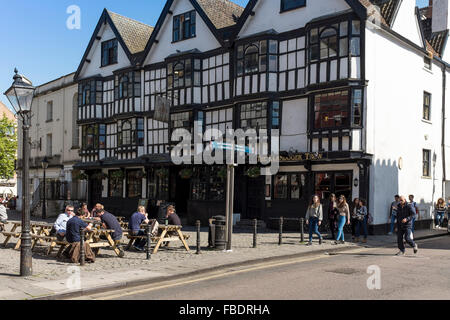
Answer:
[395, 196, 418, 256]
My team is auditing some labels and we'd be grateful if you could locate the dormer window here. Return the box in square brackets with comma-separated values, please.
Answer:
[101, 39, 118, 67]
[173, 11, 196, 42]
[281, 0, 306, 12]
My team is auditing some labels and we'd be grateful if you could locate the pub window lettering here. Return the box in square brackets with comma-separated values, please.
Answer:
[101, 39, 118, 67]
[281, 0, 306, 12]
[173, 11, 196, 42]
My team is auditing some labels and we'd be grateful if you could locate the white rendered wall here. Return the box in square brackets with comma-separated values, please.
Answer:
[391, 0, 423, 47]
[238, 0, 350, 37]
[144, 0, 221, 65]
[432, 0, 450, 33]
[78, 23, 131, 79]
[365, 26, 446, 225]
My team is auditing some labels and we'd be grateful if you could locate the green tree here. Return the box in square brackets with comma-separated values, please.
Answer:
[0, 113, 17, 179]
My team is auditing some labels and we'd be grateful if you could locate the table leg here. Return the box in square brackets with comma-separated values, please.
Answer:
[47, 241, 56, 255]
[14, 238, 22, 251]
[105, 233, 122, 257]
[3, 224, 18, 247]
[177, 229, 191, 252]
[57, 244, 67, 258]
[125, 238, 134, 251]
[153, 230, 167, 254]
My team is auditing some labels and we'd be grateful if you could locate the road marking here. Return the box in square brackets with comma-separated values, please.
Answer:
[90, 247, 367, 300]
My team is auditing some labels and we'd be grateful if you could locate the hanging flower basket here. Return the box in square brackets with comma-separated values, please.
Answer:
[156, 168, 169, 178]
[110, 170, 124, 180]
[246, 167, 261, 179]
[73, 171, 88, 181]
[92, 172, 108, 180]
[179, 168, 193, 179]
[217, 167, 227, 180]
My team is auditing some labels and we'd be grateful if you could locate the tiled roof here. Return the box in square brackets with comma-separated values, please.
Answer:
[374, 0, 400, 26]
[107, 10, 154, 54]
[428, 30, 448, 55]
[358, 0, 389, 28]
[197, 0, 245, 29]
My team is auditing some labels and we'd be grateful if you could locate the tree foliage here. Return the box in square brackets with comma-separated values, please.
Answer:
[0, 113, 17, 179]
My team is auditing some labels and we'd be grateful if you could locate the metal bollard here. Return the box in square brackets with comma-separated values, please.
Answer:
[279, 217, 284, 246]
[253, 219, 258, 248]
[196, 220, 201, 254]
[300, 218, 305, 243]
[80, 227, 85, 266]
[146, 224, 151, 260]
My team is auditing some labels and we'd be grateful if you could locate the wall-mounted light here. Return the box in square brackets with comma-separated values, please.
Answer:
[354, 178, 359, 187]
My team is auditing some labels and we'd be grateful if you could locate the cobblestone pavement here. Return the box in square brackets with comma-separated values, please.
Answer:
[0, 210, 446, 300]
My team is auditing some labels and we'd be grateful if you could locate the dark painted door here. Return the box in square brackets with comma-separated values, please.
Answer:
[89, 177, 103, 208]
[245, 176, 265, 219]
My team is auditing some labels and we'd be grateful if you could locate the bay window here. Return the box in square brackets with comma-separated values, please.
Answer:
[237, 40, 278, 76]
[118, 118, 144, 147]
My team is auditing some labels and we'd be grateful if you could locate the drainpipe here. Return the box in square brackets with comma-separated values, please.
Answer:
[442, 64, 447, 198]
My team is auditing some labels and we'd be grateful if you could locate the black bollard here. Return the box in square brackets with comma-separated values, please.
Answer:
[80, 227, 85, 266]
[253, 219, 257, 248]
[279, 217, 284, 246]
[146, 224, 151, 260]
[300, 218, 305, 243]
[196, 220, 201, 254]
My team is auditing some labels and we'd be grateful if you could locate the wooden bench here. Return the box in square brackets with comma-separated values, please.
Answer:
[125, 231, 190, 254]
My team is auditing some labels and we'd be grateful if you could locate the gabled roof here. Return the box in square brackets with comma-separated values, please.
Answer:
[196, 0, 244, 29]
[418, 4, 449, 57]
[108, 11, 154, 55]
[233, 0, 368, 39]
[74, 9, 154, 80]
[141, 0, 244, 65]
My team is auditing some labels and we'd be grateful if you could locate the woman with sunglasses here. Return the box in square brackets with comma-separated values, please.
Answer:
[335, 195, 351, 244]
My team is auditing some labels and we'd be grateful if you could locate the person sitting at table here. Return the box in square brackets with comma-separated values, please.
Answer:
[64, 208, 95, 263]
[52, 206, 75, 241]
[0, 202, 7, 232]
[166, 205, 181, 226]
[95, 209, 123, 243]
[0, 202, 7, 224]
[129, 206, 150, 251]
[91, 203, 104, 218]
[81, 203, 91, 218]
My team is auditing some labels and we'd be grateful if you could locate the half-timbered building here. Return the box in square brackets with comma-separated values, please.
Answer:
[69, 0, 450, 232]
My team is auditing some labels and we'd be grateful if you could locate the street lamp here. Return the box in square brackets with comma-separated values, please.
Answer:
[41, 157, 49, 220]
[4, 68, 35, 277]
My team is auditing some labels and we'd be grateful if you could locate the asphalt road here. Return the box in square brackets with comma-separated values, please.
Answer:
[79, 236, 450, 300]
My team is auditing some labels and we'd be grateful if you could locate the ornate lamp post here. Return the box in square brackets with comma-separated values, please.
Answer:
[41, 157, 49, 220]
[4, 68, 35, 277]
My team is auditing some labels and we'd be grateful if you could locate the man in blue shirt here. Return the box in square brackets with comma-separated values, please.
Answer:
[53, 206, 76, 240]
[65, 209, 95, 263]
[95, 209, 123, 242]
[388, 195, 400, 235]
[129, 206, 150, 251]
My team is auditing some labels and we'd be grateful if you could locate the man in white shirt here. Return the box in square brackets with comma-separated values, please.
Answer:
[53, 205, 75, 240]
[0, 203, 7, 224]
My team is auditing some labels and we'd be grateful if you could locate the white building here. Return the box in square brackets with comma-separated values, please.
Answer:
[16, 73, 86, 217]
[16, 0, 450, 232]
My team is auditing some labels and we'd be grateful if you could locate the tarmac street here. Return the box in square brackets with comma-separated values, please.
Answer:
[80, 236, 450, 300]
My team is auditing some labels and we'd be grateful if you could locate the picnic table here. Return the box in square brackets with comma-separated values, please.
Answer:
[125, 224, 190, 254]
[2, 221, 22, 249]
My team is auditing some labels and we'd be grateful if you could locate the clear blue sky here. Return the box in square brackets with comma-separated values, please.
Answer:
[0, 0, 429, 109]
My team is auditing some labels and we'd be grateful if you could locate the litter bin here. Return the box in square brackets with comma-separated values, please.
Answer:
[213, 215, 226, 251]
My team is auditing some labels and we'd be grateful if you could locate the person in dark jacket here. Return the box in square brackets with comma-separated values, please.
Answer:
[395, 196, 418, 256]
[328, 194, 339, 240]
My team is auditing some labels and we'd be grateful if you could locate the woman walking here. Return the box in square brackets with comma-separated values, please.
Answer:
[305, 195, 323, 246]
[434, 198, 447, 229]
[351, 198, 360, 241]
[355, 199, 368, 243]
[328, 194, 339, 240]
[335, 195, 351, 244]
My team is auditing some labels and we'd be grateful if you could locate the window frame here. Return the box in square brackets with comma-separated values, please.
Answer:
[126, 169, 143, 198]
[108, 170, 124, 198]
[46, 101, 53, 122]
[272, 173, 307, 200]
[173, 11, 196, 43]
[423, 91, 431, 121]
[236, 40, 278, 77]
[280, 0, 306, 13]
[101, 39, 118, 67]
[423, 149, 431, 178]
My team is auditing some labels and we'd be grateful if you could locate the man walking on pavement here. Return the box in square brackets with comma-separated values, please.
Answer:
[396, 196, 418, 256]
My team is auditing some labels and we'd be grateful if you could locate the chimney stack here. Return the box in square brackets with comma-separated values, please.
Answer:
[432, 0, 450, 33]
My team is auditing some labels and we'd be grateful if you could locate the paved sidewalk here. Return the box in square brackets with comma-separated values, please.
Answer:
[0, 210, 447, 300]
